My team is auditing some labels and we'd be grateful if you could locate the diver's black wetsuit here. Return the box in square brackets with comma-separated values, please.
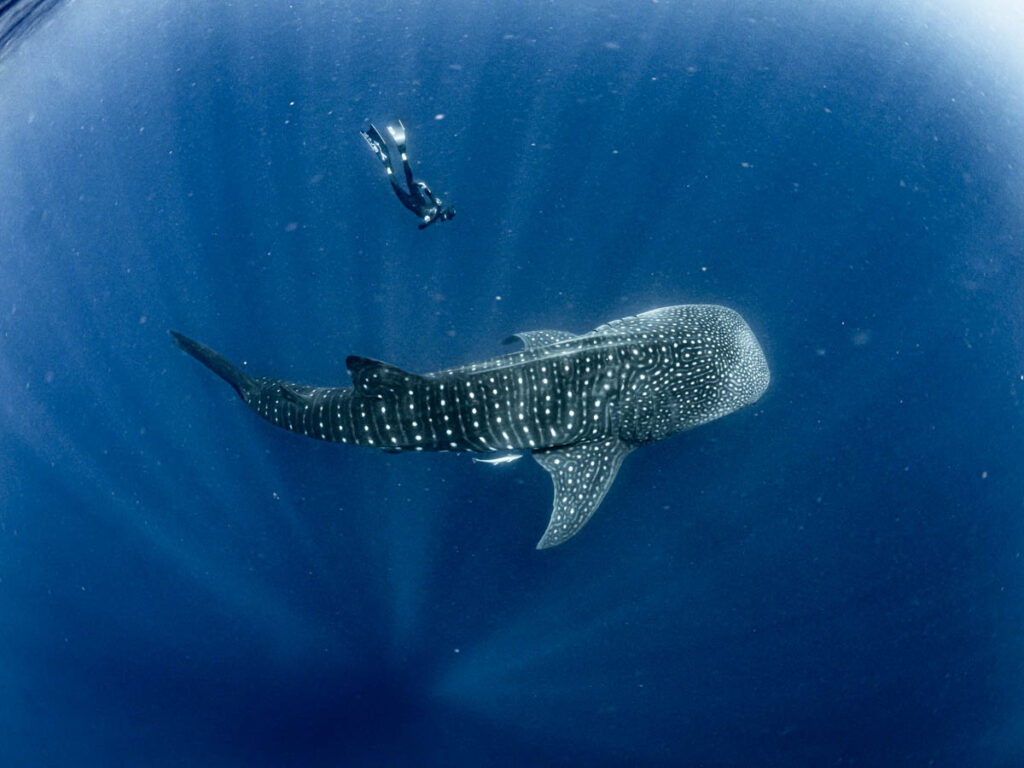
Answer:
[361, 120, 455, 230]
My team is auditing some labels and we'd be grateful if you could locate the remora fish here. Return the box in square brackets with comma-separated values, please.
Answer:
[472, 455, 522, 466]
[172, 304, 769, 548]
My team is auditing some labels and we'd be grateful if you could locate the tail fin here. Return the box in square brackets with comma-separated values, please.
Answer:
[170, 331, 258, 401]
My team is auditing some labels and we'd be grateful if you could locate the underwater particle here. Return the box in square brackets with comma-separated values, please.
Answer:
[434, 113, 445, 120]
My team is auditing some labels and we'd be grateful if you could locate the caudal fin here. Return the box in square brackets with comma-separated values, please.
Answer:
[170, 331, 257, 401]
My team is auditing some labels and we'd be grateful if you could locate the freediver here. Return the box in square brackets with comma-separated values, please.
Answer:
[361, 120, 455, 230]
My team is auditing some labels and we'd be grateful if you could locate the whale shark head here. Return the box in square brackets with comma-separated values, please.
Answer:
[725, 311, 770, 407]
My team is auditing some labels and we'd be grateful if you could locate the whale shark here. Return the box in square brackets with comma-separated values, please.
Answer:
[171, 304, 769, 548]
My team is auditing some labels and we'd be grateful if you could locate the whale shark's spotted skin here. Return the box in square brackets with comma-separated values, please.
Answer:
[172, 305, 769, 548]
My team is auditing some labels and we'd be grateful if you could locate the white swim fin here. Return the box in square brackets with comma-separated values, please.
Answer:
[387, 119, 407, 147]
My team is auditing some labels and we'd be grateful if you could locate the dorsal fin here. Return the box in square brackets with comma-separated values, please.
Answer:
[591, 306, 694, 335]
[532, 438, 634, 549]
[346, 356, 421, 397]
[275, 382, 306, 405]
[502, 329, 578, 351]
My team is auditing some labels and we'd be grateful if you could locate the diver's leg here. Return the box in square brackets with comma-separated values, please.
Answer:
[387, 120, 416, 190]
[363, 124, 413, 208]
[388, 173, 409, 200]
[391, 185, 419, 213]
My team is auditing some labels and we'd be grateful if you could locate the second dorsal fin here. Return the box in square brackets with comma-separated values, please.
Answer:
[346, 356, 421, 397]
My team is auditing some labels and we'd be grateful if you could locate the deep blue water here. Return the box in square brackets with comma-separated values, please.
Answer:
[2, 1, 1023, 765]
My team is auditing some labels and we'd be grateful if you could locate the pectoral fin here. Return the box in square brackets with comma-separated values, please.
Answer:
[532, 438, 634, 549]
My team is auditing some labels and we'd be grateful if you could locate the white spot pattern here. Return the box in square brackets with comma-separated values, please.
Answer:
[195, 305, 769, 548]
